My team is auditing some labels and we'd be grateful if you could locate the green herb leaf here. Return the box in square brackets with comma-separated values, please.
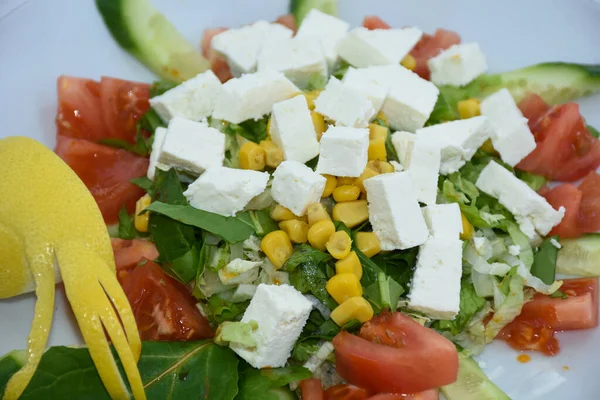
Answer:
[237, 209, 278, 237]
[531, 236, 559, 285]
[284, 244, 332, 272]
[236, 363, 311, 400]
[131, 176, 154, 192]
[98, 136, 151, 157]
[434, 278, 486, 336]
[225, 116, 269, 144]
[364, 271, 404, 312]
[288, 246, 337, 310]
[117, 205, 138, 240]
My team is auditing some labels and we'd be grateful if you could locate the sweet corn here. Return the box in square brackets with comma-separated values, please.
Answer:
[331, 296, 374, 325]
[307, 203, 331, 227]
[332, 200, 369, 229]
[270, 204, 297, 221]
[326, 230, 352, 260]
[134, 194, 151, 232]
[355, 232, 381, 258]
[304, 90, 322, 110]
[326, 273, 362, 304]
[259, 140, 284, 168]
[355, 167, 379, 193]
[335, 251, 362, 280]
[460, 212, 474, 240]
[400, 54, 417, 71]
[480, 139, 496, 155]
[260, 230, 294, 269]
[337, 177, 356, 186]
[367, 160, 394, 174]
[239, 141, 266, 170]
[322, 175, 338, 198]
[307, 219, 336, 251]
[311, 111, 326, 141]
[458, 98, 481, 119]
[333, 185, 361, 202]
[375, 111, 388, 126]
[368, 138, 387, 161]
[279, 219, 309, 244]
[369, 123, 388, 141]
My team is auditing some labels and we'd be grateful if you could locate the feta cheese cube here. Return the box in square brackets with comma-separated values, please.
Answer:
[421, 203, 463, 238]
[211, 21, 293, 77]
[428, 43, 488, 87]
[480, 88, 537, 166]
[158, 117, 225, 175]
[218, 259, 262, 285]
[147, 126, 169, 180]
[337, 27, 422, 68]
[408, 237, 462, 319]
[314, 77, 376, 128]
[258, 36, 328, 89]
[184, 167, 269, 216]
[391, 131, 440, 205]
[416, 116, 495, 174]
[363, 172, 429, 250]
[342, 67, 389, 113]
[270, 95, 320, 163]
[272, 161, 327, 216]
[212, 70, 300, 124]
[296, 9, 350, 70]
[475, 161, 565, 238]
[230, 283, 312, 368]
[149, 70, 222, 123]
[316, 126, 369, 177]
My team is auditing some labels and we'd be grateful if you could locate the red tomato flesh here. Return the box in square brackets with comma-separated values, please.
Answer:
[368, 390, 439, 400]
[201, 28, 234, 83]
[499, 278, 599, 355]
[56, 76, 105, 141]
[324, 384, 370, 400]
[275, 14, 297, 32]
[333, 312, 458, 394]
[410, 29, 461, 80]
[518, 93, 550, 129]
[301, 378, 325, 400]
[111, 238, 159, 273]
[577, 172, 600, 233]
[362, 16, 391, 30]
[542, 184, 582, 238]
[119, 260, 214, 341]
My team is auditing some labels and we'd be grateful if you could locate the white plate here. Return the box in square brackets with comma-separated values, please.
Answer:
[1, 0, 600, 398]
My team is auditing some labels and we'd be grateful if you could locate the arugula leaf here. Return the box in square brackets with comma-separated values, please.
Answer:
[284, 244, 332, 272]
[355, 248, 385, 287]
[167, 242, 202, 283]
[205, 295, 250, 324]
[515, 170, 547, 192]
[434, 278, 486, 336]
[292, 339, 322, 363]
[531, 236, 559, 285]
[287, 246, 337, 310]
[370, 250, 418, 288]
[236, 363, 311, 400]
[236, 209, 278, 237]
[117, 206, 138, 240]
[149, 80, 179, 97]
[364, 271, 404, 312]
[225, 116, 269, 144]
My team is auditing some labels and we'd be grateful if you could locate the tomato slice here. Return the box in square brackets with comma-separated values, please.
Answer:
[577, 172, 600, 233]
[56, 76, 105, 141]
[333, 312, 458, 394]
[55, 135, 148, 224]
[362, 16, 391, 30]
[410, 29, 461, 80]
[368, 389, 439, 400]
[518, 93, 550, 129]
[275, 14, 297, 32]
[542, 184, 582, 238]
[301, 378, 325, 400]
[499, 278, 599, 355]
[111, 238, 159, 273]
[201, 28, 234, 83]
[324, 384, 369, 400]
[119, 260, 214, 341]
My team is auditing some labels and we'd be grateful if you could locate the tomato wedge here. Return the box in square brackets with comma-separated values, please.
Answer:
[362, 16, 391, 30]
[56, 76, 105, 141]
[518, 93, 550, 128]
[324, 384, 370, 400]
[301, 378, 325, 400]
[410, 29, 461, 80]
[577, 172, 600, 233]
[111, 238, 159, 273]
[333, 312, 458, 394]
[275, 14, 297, 32]
[201, 28, 234, 83]
[368, 390, 439, 400]
[542, 184, 582, 238]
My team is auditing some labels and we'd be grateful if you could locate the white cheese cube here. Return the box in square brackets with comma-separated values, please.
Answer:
[296, 9, 350, 70]
[408, 237, 462, 319]
[480, 88, 536, 166]
[211, 21, 293, 77]
[342, 67, 389, 113]
[391, 131, 440, 205]
[270, 95, 320, 163]
[230, 283, 312, 368]
[428, 43, 488, 87]
[337, 27, 422, 68]
[184, 167, 269, 216]
[149, 70, 222, 123]
[476, 161, 564, 238]
[272, 161, 327, 216]
[218, 259, 262, 285]
[363, 172, 429, 250]
[316, 126, 369, 177]
[314, 77, 376, 128]
[147, 127, 169, 180]
[231, 284, 258, 303]
[158, 117, 225, 175]
[421, 203, 463, 238]
[212, 70, 300, 124]
[258, 36, 328, 89]
[416, 116, 495, 175]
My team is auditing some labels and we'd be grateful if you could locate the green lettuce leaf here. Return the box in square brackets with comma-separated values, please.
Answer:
[225, 116, 269, 144]
[531, 236, 559, 285]
[516, 170, 547, 191]
[434, 278, 486, 336]
[236, 364, 311, 400]
[215, 320, 258, 348]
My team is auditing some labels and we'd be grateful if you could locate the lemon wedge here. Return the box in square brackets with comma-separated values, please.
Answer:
[0, 137, 145, 400]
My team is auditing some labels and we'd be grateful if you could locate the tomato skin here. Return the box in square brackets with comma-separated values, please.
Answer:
[362, 16, 391, 30]
[301, 378, 325, 400]
[275, 14, 297, 32]
[410, 29, 461, 79]
[119, 260, 214, 341]
[111, 238, 159, 273]
[542, 184, 582, 238]
[201, 28, 234, 83]
[333, 312, 458, 394]
[324, 384, 369, 400]
[56, 76, 105, 141]
[518, 93, 550, 129]
[577, 172, 600, 233]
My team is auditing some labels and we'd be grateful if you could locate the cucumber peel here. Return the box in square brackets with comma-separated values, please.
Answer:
[441, 353, 510, 400]
[0, 350, 26, 395]
[290, 0, 337, 25]
[556, 234, 600, 277]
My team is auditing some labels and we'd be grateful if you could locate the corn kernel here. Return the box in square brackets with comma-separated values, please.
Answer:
[270, 204, 297, 221]
[307, 203, 331, 227]
[279, 219, 309, 244]
[307, 219, 336, 251]
[337, 177, 356, 186]
[322, 175, 338, 198]
[480, 139, 496, 155]
[239, 141, 266, 170]
[366, 160, 393, 174]
[355, 167, 379, 193]
[460, 212, 474, 240]
[260, 230, 293, 269]
[331, 296, 374, 325]
[304, 90, 322, 110]
[400, 54, 417, 71]
[326, 230, 352, 260]
[311, 111, 326, 141]
[333, 185, 361, 202]
[134, 194, 151, 232]
[335, 251, 362, 280]
[375, 111, 388, 126]
[332, 200, 369, 229]
[355, 232, 381, 258]
[326, 273, 362, 304]
[458, 98, 481, 119]
[259, 140, 284, 168]
[368, 138, 387, 161]
[369, 123, 388, 141]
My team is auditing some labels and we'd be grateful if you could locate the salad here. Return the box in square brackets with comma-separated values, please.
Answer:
[1, 0, 600, 399]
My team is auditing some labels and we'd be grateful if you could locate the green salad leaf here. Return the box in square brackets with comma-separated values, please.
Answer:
[0, 351, 25, 396]
[149, 80, 179, 97]
[117, 205, 138, 240]
[215, 321, 258, 348]
[131, 176, 154, 192]
[589, 124, 600, 139]
[364, 272, 404, 312]
[289, 250, 338, 310]
[515, 170, 547, 191]
[531, 237, 560, 285]
[225, 116, 269, 144]
[331, 60, 350, 80]
[205, 295, 250, 324]
[236, 363, 311, 400]
[425, 92, 459, 126]
[434, 278, 486, 336]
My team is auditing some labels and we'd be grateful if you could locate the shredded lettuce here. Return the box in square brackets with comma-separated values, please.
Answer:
[215, 320, 258, 348]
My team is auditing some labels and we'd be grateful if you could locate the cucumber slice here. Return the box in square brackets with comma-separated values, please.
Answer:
[290, 0, 338, 25]
[556, 234, 600, 277]
[441, 353, 510, 400]
[96, 0, 210, 83]
[0, 350, 26, 394]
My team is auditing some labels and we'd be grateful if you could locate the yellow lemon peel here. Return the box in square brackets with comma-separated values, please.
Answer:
[0, 137, 145, 400]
